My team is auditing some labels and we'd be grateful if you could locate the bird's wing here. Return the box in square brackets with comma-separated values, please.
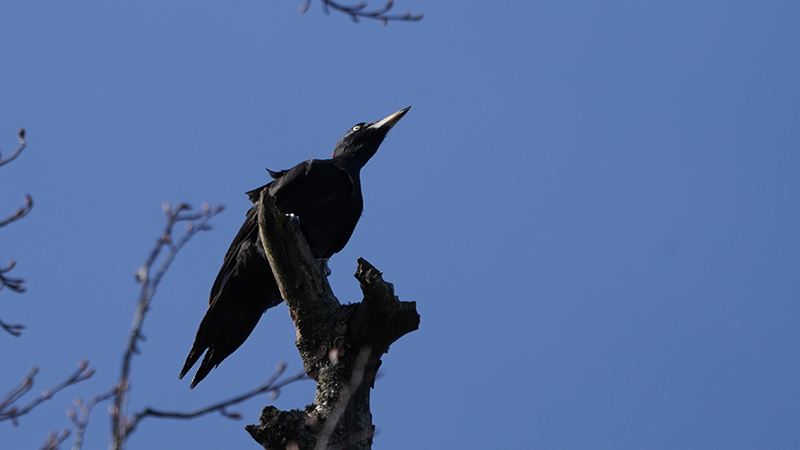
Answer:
[182, 203, 283, 387]
[208, 160, 326, 302]
[211, 159, 354, 299]
[266, 159, 336, 196]
[208, 205, 260, 306]
[267, 160, 360, 257]
[207, 160, 325, 303]
[267, 160, 352, 207]
[180, 221, 280, 387]
[182, 160, 360, 387]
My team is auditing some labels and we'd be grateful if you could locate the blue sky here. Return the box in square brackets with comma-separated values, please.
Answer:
[1, 1, 799, 449]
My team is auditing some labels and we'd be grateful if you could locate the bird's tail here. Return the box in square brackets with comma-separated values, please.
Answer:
[179, 293, 268, 388]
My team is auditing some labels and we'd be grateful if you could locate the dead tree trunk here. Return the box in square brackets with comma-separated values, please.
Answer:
[245, 191, 419, 450]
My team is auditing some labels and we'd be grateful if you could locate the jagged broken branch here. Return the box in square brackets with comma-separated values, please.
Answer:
[245, 191, 419, 450]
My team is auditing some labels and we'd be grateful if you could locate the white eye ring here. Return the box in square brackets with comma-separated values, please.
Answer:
[351, 125, 361, 131]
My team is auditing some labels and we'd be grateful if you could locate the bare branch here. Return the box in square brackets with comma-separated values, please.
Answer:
[126, 363, 307, 434]
[0, 257, 27, 294]
[1, 128, 31, 333]
[0, 367, 36, 418]
[112, 202, 223, 450]
[0, 316, 25, 336]
[0, 361, 95, 425]
[0, 128, 26, 167]
[66, 368, 305, 450]
[0, 194, 33, 228]
[299, 0, 423, 24]
[39, 428, 70, 450]
[68, 388, 116, 450]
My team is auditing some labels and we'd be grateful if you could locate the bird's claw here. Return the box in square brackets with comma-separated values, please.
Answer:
[317, 258, 332, 277]
[286, 213, 300, 224]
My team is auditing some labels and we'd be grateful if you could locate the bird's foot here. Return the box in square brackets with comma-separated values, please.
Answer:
[317, 258, 332, 277]
[286, 213, 300, 224]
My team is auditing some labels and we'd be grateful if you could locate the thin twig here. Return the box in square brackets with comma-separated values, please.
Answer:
[0, 257, 26, 293]
[112, 202, 223, 450]
[39, 429, 70, 450]
[299, 0, 423, 24]
[0, 367, 36, 418]
[68, 367, 305, 450]
[0, 316, 25, 336]
[127, 363, 307, 434]
[0, 194, 33, 228]
[1, 128, 31, 334]
[0, 128, 26, 167]
[68, 388, 116, 450]
[0, 361, 94, 425]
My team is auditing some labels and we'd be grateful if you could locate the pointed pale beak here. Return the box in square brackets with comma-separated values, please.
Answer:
[369, 106, 411, 131]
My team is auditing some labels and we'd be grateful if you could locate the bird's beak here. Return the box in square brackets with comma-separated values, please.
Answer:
[369, 106, 411, 131]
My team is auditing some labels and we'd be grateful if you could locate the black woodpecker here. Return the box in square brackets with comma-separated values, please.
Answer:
[180, 106, 410, 388]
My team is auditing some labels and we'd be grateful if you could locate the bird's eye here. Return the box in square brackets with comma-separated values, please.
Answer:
[351, 125, 361, 132]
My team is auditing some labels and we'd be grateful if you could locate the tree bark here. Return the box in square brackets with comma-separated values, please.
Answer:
[245, 191, 419, 450]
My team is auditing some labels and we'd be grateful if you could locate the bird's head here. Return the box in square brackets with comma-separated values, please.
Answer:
[332, 106, 410, 165]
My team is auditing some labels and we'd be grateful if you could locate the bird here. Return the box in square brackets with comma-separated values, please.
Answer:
[180, 106, 410, 388]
